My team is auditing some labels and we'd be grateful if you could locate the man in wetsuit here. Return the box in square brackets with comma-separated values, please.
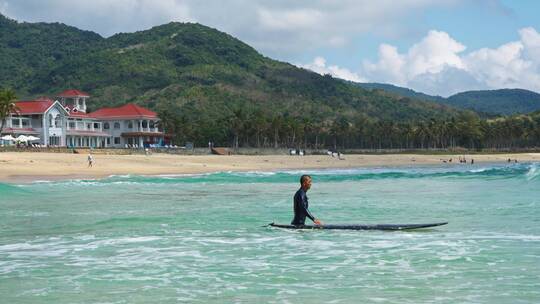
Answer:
[291, 175, 322, 226]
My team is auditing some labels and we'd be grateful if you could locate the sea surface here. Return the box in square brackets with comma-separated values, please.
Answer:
[0, 163, 539, 303]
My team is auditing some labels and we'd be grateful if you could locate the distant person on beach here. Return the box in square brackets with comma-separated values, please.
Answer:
[291, 175, 322, 226]
[87, 153, 93, 168]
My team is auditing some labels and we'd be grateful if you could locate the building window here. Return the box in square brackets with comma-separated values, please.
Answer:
[94, 123, 100, 129]
[49, 114, 54, 126]
[142, 120, 148, 128]
[69, 121, 76, 129]
[150, 121, 155, 128]
[106, 138, 111, 145]
[21, 119, 30, 127]
[55, 115, 61, 127]
[114, 137, 121, 144]
[128, 121, 133, 129]
[114, 122, 120, 129]
[87, 123, 92, 130]
[49, 136, 60, 146]
[103, 122, 110, 129]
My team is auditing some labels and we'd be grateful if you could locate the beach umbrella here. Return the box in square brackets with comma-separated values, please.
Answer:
[15, 135, 29, 142]
[1, 135, 15, 141]
[26, 135, 40, 141]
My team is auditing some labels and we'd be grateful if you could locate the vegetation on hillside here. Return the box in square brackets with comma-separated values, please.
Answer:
[445, 89, 540, 115]
[2, 14, 540, 150]
[357, 81, 540, 115]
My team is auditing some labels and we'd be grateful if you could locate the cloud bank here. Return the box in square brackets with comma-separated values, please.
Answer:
[0, 0, 457, 53]
[304, 28, 540, 96]
[1, 0, 535, 95]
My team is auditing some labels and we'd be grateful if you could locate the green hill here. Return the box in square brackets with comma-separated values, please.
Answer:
[1, 14, 463, 147]
[354, 82, 446, 103]
[445, 89, 540, 115]
[355, 81, 540, 115]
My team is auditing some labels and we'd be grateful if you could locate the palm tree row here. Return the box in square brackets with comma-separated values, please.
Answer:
[162, 108, 540, 150]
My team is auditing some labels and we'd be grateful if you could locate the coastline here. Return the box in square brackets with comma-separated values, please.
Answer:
[1, 152, 539, 183]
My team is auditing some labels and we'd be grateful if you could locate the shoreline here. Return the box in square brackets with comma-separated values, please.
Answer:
[1, 152, 539, 184]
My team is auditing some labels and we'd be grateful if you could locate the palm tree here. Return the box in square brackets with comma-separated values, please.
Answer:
[228, 107, 246, 150]
[268, 115, 278, 148]
[0, 88, 18, 135]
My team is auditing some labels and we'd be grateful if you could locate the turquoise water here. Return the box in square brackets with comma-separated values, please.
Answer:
[0, 163, 539, 303]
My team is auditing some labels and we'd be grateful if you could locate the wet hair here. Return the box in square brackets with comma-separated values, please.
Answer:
[300, 174, 311, 185]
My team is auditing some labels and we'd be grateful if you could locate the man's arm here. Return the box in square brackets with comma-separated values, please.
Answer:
[302, 195, 321, 225]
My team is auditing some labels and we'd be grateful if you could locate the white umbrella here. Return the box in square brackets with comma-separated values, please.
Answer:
[15, 135, 29, 142]
[1, 135, 15, 141]
[26, 135, 40, 141]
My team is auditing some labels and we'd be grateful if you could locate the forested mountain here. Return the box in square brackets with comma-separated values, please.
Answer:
[355, 82, 445, 103]
[445, 89, 540, 115]
[357, 82, 540, 115]
[0, 13, 464, 147]
[3, 14, 540, 150]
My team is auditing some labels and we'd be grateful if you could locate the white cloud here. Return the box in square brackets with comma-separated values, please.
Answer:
[3, 0, 537, 95]
[361, 27, 540, 96]
[520, 27, 540, 63]
[0, 1, 8, 15]
[298, 56, 366, 82]
[363, 30, 466, 88]
[257, 8, 323, 31]
[0, 0, 193, 37]
[0, 0, 458, 54]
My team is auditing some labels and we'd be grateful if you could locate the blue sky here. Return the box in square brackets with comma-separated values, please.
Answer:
[1, 0, 539, 96]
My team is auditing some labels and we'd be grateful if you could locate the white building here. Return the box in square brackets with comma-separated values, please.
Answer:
[1, 90, 164, 148]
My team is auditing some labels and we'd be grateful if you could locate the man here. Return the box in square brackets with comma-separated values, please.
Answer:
[87, 153, 93, 168]
[291, 175, 322, 226]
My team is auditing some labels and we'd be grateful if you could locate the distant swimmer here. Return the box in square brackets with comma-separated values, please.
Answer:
[291, 175, 322, 226]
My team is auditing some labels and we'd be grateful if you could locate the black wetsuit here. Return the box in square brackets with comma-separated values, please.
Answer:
[291, 188, 316, 225]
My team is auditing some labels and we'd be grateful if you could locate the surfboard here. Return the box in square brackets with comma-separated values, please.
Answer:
[268, 222, 447, 231]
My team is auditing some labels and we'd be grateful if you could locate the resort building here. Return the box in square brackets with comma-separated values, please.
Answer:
[1, 90, 164, 148]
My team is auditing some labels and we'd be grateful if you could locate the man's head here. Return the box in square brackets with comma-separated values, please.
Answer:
[300, 174, 312, 191]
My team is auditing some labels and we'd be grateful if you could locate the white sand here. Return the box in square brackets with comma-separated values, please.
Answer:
[0, 152, 538, 183]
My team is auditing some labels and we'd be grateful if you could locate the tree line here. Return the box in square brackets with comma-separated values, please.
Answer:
[159, 106, 540, 151]
[3, 87, 540, 151]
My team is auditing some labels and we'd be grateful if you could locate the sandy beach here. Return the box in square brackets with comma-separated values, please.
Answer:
[0, 151, 539, 183]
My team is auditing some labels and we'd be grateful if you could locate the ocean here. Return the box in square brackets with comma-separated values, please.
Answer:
[0, 163, 539, 303]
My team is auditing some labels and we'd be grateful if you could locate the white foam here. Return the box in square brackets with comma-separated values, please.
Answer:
[526, 163, 540, 180]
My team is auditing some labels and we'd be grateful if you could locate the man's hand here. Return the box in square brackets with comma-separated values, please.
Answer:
[314, 219, 322, 225]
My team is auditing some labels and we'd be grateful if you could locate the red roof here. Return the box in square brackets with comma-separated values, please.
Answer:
[57, 89, 90, 98]
[69, 111, 94, 119]
[13, 99, 55, 114]
[89, 103, 158, 119]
